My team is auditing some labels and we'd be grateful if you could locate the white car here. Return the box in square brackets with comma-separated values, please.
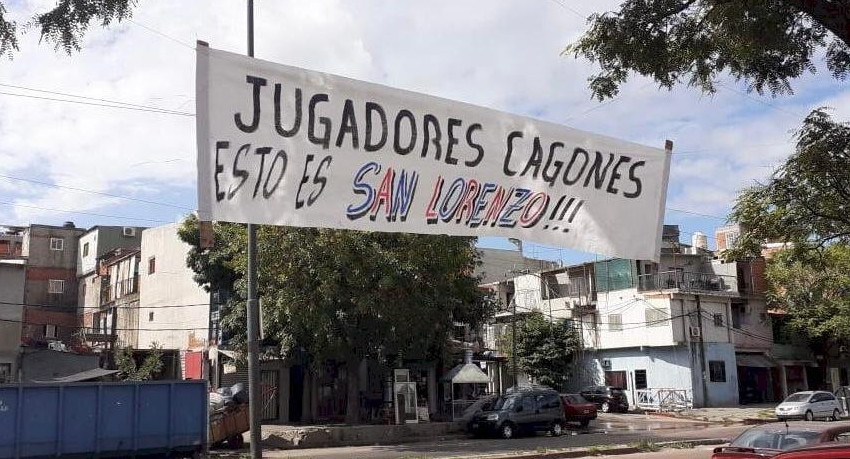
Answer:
[775, 391, 844, 421]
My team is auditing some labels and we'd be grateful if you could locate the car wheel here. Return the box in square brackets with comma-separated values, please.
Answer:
[551, 421, 564, 437]
[833, 409, 841, 421]
[601, 402, 610, 413]
[580, 419, 590, 428]
[500, 423, 515, 439]
[805, 410, 814, 421]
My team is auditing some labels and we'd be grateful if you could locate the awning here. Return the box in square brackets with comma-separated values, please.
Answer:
[441, 363, 490, 384]
[33, 368, 119, 383]
[736, 353, 775, 368]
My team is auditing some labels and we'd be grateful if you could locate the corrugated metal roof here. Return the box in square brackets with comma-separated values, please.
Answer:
[33, 368, 119, 383]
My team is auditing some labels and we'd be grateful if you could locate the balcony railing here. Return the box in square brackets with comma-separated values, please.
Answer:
[541, 281, 597, 305]
[638, 271, 736, 295]
[77, 327, 116, 343]
[101, 275, 139, 304]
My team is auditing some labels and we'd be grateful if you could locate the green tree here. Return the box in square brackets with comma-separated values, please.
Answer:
[569, 0, 850, 100]
[116, 343, 164, 381]
[0, 0, 136, 57]
[764, 245, 850, 355]
[514, 312, 582, 391]
[729, 109, 850, 258]
[178, 216, 494, 424]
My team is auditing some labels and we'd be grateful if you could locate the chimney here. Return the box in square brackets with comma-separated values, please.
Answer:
[62, 221, 75, 229]
[463, 348, 473, 365]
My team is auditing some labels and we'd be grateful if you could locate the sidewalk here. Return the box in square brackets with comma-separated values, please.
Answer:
[257, 421, 465, 449]
[649, 404, 776, 424]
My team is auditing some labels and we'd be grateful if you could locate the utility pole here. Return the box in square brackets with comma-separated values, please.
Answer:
[695, 294, 708, 407]
[511, 295, 517, 388]
[245, 1, 262, 457]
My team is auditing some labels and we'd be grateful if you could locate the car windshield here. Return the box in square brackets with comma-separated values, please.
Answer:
[571, 395, 589, 403]
[731, 429, 822, 450]
[609, 388, 625, 395]
[784, 393, 812, 403]
[493, 396, 517, 411]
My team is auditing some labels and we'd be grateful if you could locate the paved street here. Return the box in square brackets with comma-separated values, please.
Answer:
[595, 445, 718, 458]
[249, 414, 748, 458]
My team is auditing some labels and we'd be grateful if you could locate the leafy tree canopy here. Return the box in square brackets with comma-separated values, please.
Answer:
[765, 245, 850, 347]
[514, 312, 583, 391]
[729, 109, 850, 259]
[0, 0, 136, 57]
[569, 0, 850, 100]
[116, 343, 164, 381]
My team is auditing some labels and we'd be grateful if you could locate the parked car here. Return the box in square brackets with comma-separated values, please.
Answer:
[579, 385, 629, 413]
[467, 386, 566, 439]
[459, 394, 498, 423]
[833, 386, 850, 414]
[710, 421, 850, 458]
[560, 393, 597, 427]
[775, 391, 844, 421]
[773, 444, 850, 458]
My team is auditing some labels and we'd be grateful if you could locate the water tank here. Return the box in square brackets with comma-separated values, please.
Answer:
[692, 231, 708, 250]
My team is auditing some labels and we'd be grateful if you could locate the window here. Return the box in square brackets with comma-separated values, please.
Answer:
[82, 242, 89, 257]
[713, 313, 724, 327]
[49, 237, 64, 251]
[148, 311, 154, 322]
[0, 363, 11, 383]
[148, 257, 156, 274]
[538, 393, 560, 409]
[521, 396, 535, 412]
[608, 314, 623, 331]
[44, 324, 57, 339]
[709, 360, 726, 382]
[645, 307, 668, 327]
[635, 369, 648, 390]
[48, 279, 64, 294]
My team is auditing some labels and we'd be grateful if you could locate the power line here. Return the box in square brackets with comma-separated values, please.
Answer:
[127, 19, 196, 50]
[1, 317, 208, 332]
[717, 83, 805, 120]
[666, 207, 727, 220]
[0, 174, 193, 211]
[545, 0, 588, 20]
[564, 81, 655, 122]
[3, 300, 211, 311]
[0, 90, 194, 117]
[0, 200, 173, 224]
[0, 83, 194, 116]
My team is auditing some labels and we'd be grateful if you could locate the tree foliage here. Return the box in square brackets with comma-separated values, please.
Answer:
[569, 0, 850, 100]
[765, 245, 850, 347]
[0, 0, 136, 57]
[116, 343, 164, 381]
[514, 312, 583, 391]
[179, 217, 495, 421]
[729, 109, 850, 258]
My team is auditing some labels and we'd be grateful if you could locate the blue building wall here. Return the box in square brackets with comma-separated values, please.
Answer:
[596, 343, 739, 407]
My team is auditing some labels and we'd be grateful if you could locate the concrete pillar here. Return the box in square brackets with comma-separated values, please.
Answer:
[803, 366, 810, 391]
[779, 365, 788, 400]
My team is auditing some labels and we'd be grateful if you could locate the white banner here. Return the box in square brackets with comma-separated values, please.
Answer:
[196, 46, 671, 261]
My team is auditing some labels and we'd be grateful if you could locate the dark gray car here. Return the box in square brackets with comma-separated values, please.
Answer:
[467, 387, 566, 439]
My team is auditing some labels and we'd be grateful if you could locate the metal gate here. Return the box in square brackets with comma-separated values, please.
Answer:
[260, 370, 280, 421]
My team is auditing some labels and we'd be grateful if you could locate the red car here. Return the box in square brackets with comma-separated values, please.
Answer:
[560, 394, 597, 428]
[712, 421, 850, 458]
[773, 444, 850, 458]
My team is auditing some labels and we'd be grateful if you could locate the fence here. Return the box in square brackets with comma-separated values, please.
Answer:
[635, 388, 693, 412]
[638, 271, 736, 295]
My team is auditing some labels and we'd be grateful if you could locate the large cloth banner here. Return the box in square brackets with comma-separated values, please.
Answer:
[196, 46, 671, 261]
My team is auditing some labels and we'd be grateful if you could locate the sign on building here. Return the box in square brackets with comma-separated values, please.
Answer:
[196, 45, 671, 260]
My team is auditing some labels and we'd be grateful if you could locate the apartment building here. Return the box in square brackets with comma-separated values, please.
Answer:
[481, 225, 779, 407]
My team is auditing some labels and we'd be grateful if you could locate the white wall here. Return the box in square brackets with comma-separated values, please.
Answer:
[138, 223, 209, 351]
[597, 290, 678, 349]
[77, 230, 99, 276]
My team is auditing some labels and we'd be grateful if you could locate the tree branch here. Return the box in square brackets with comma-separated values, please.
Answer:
[783, 0, 850, 45]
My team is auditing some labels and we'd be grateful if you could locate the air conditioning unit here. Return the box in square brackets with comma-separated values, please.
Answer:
[601, 359, 612, 369]
[122, 227, 136, 237]
[689, 326, 701, 338]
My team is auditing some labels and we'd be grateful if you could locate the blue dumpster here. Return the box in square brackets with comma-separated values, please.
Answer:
[0, 380, 207, 458]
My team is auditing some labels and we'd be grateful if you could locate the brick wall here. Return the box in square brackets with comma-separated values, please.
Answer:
[22, 308, 77, 344]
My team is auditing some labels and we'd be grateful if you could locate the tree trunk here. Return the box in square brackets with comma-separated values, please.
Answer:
[344, 358, 362, 424]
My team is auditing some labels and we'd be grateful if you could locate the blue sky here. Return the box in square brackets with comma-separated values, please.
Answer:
[1, 0, 848, 266]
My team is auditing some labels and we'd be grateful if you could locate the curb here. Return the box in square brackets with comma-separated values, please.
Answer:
[447, 438, 727, 459]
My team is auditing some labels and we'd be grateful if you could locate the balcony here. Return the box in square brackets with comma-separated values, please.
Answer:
[542, 281, 596, 308]
[101, 275, 139, 305]
[638, 271, 737, 295]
